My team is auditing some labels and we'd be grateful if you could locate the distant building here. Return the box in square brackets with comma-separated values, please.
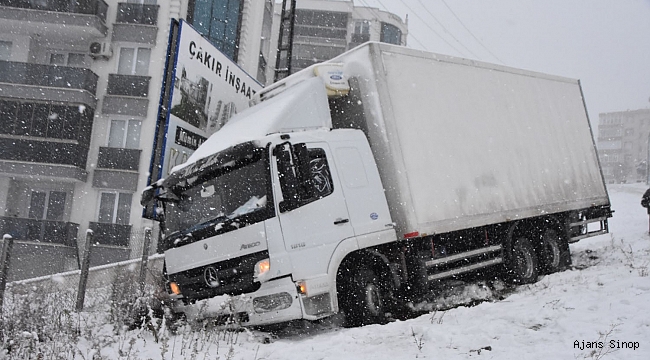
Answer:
[268, 0, 408, 80]
[597, 109, 650, 184]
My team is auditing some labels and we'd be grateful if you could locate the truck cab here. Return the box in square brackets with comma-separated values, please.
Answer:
[145, 76, 395, 325]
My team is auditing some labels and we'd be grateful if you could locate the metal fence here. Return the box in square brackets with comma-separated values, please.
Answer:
[0, 229, 165, 315]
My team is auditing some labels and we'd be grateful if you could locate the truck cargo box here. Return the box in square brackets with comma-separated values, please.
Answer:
[331, 43, 609, 238]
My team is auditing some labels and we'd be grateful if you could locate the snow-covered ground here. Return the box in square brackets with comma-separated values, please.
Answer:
[77, 184, 650, 359]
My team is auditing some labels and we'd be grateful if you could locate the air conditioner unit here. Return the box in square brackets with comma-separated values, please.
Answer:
[89, 42, 113, 59]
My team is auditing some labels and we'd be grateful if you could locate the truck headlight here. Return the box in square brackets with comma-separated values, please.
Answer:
[169, 281, 181, 295]
[254, 258, 270, 280]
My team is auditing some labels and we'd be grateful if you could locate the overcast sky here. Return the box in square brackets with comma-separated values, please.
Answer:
[355, 0, 650, 125]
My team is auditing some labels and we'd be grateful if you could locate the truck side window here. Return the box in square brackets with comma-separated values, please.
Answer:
[309, 148, 333, 199]
[276, 146, 333, 211]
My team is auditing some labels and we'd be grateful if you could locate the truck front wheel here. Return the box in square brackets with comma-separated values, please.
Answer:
[507, 236, 539, 284]
[343, 268, 387, 327]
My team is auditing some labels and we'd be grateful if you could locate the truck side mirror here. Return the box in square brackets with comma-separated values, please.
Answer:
[275, 142, 300, 213]
[141, 186, 156, 206]
[293, 143, 316, 200]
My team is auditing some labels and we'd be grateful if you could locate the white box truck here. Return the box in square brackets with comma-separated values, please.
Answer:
[142, 42, 611, 327]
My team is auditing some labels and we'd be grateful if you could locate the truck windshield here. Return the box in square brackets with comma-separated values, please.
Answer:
[163, 158, 270, 238]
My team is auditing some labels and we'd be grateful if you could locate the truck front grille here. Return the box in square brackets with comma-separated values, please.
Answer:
[169, 250, 269, 302]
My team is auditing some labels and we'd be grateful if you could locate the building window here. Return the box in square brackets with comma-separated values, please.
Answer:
[108, 119, 141, 149]
[624, 154, 633, 163]
[187, 0, 243, 61]
[49, 52, 86, 67]
[68, 53, 86, 67]
[28, 190, 67, 221]
[352, 20, 371, 44]
[49, 53, 65, 65]
[98, 192, 132, 225]
[0, 41, 11, 61]
[117, 47, 151, 75]
[354, 20, 370, 35]
[127, 0, 157, 3]
[380, 22, 402, 45]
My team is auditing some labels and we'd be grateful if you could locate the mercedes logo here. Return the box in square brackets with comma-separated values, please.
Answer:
[204, 266, 220, 288]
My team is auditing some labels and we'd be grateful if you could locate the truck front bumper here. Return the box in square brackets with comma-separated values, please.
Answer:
[170, 276, 336, 326]
[230, 276, 304, 326]
[172, 277, 305, 326]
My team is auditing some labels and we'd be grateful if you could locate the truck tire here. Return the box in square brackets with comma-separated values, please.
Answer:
[539, 228, 570, 274]
[344, 268, 386, 327]
[507, 236, 539, 284]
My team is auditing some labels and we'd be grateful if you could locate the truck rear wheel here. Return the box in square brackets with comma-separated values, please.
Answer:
[539, 228, 570, 274]
[344, 268, 387, 327]
[507, 236, 539, 284]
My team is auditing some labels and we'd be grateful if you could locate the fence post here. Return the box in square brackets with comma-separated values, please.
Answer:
[76, 230, 94, 312]
[0, 234, 14, 317]
[139, 227, 153, 294]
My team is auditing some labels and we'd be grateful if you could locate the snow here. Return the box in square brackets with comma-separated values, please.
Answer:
[171, 77, 333, 173]
[77, 184, 649, 359]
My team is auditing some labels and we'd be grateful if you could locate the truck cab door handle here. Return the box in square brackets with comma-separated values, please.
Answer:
[334, 218, 350, 225]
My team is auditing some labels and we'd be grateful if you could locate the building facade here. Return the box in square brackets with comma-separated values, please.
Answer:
[0, 0, 272, 280]
[0, 0, 406, 280]
[268, 0, 408, 79]
[597, 109, 650, 184]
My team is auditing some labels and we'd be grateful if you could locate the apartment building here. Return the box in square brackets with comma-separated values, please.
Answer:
[597, 109, 650, 184]
[0, 0, 407, 280]
[0, 0, 272, 280]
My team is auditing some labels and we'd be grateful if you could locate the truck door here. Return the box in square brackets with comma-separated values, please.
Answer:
[274, 142, 354, 279]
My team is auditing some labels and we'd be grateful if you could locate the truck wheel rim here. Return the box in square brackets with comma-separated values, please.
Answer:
[543, 232, 561, 269]
[365, 284, 383, 316]
[515, 241, 534, 278]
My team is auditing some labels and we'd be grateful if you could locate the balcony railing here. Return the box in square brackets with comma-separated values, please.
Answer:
[0, 217, 78, 247]
[115, 2, 158, 25]
[107, 73, 150, 97]
[0, 61, 98, 94]
[0, 0, 108, 21]
[97, 147, 141, 171]
[89, 222, 131, 247]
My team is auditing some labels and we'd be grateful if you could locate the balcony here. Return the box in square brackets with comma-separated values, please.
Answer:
[106, 74, 150, 97]
[102, 74, 150, 116]
[0, 61, 98, 107]
[0, 138, 90, 170]
[0, 0, 108, 38]
[0, 216, 78, 247]
[116, 2, 158, 25]
[88, 222, 131, 247]
[97, 147, 141, 171]
[93, 147, 140, 191]
[0, 61, 98, 93]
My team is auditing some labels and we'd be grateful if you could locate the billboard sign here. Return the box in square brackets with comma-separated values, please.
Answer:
[145, 19, 263, 219]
